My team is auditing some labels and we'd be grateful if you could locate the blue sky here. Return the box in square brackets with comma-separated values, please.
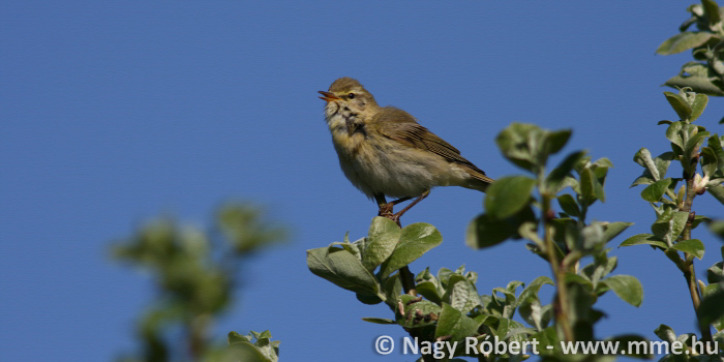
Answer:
[2, 1, 723, 361]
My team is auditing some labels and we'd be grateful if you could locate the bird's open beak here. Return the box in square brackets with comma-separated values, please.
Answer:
[318, 91, 340, 103]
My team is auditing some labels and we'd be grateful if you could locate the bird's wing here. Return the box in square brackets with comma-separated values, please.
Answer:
[373, 107, 471, 165]
[372, 107, 494, 186]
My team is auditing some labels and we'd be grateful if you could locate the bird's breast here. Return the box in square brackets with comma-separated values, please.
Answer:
[331, 125, 366, 157]
[326, 112, 366, 155]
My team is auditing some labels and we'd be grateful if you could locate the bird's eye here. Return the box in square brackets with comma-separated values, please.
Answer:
[347, 93, 355, 99]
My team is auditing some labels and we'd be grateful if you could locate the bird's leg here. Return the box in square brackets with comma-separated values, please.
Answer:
[390, 190, 430, 223]
[390, 196, 413, 206]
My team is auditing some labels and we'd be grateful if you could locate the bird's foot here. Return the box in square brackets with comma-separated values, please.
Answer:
[378, 203, 403, 226]
[377, 203, 394, 218]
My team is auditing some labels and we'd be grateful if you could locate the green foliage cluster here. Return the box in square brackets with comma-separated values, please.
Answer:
[111, 204, 285, 362]
[658, 0, 724, 97]
[307, 219, 441, 307]
[621, 88, 724, 355]
[308, 121, 652, 361]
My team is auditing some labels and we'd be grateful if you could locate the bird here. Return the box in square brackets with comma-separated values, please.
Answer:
[318, 77, 493, 222]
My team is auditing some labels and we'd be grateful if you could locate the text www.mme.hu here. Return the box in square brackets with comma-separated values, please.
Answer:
[374, 335, 719, 359]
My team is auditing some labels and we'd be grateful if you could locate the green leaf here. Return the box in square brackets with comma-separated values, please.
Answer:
[496, 124, 572, 173]
[671, 239, 705, 259]
[519, 276, 554, 303]
[547, 151, 586, 194]
[701, 147, 719, 179]
[379, 223, 442, 278]
[466, 214, 511, 249]
[466, 206, 536, 249]
[656, 32, 714, 55]
[709, 184, 724, 205]
[226, 330, 279, 362]
[670, 211, 691, 241]
[329, 238, 362, 260]
[307, 246, 382, 298]
[593, 157, 613, 168]
[435, 303, 482, 342]
[633, 148, 661, 184]
[437, 268, 455, 288]
[654, 324, 677, 343]
[557, 194, 580, 217]
[707, 259, 724, 284]
[565, 272, 593, 289]
[579, 167, 598, 205]
[631, 176, 654, 187]
[685, 130, 710, 158]
[543, 129, 572, 156]
[601, 222, 634, 243]
[361, 317, 396, 324]
[665, 121, 685, 153]
[633, 148, 656, 173]
[381, 273, 402, 308]
[619, 234, 667, 249]
[634, 151, 675, 188]
[641, 179, 672, 202]
[710, 220, 724, 241]
[702, 0, 722, 26]
[709, 135, 724, 170]
[362, 217, 401, 271]
[228, 331, 249, 344]
[356, 292, 383, 305]
[652, 209, 690, 243]
[665, 91, 693, 121]
[416, 283, 442, 305]
[689, 93, 709, 122]
[664, 73, 724, 97]
[518, 300, 552, 331]
[603, 275, 643, 307]
[582, 255, 618, 287]
[506, 280, 525, 293]
[698, 288, 724, 326]
[496, 123, 543, 172]
[442, 275, 481, 313]
[484, 175, 536, 219]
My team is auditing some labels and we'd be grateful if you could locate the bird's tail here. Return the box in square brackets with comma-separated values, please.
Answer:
[462, 165, 494, 192]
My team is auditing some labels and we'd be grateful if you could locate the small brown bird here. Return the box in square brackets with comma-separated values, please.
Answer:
[319, 77, 493, 222]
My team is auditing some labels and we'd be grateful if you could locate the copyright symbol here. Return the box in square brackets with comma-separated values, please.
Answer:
[374, 335, 394, 355]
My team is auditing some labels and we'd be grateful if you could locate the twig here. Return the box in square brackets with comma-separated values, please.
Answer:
[680, 176, 712, 342]
[542, 194, 574, 341]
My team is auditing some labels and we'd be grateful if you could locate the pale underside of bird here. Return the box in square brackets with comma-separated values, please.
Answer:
[319, 77, 493, 222]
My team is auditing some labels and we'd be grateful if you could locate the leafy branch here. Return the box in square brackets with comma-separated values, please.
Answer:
[622, 88, 724, 352]
[309, 124, 646, 360]
[111, 203, 285, 362]
[469, 123, 642, 350]
[657, 0, 724, 98]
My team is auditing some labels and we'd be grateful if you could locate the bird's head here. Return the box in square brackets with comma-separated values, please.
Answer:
[319, 77, 379, 119]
